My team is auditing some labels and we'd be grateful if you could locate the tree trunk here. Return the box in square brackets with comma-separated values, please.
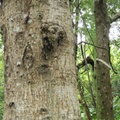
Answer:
[94, 0, 114, 120]
[0, 0, 80, 120]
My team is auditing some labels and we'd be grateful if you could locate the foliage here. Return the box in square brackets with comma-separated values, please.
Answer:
[72, 0, 120, 119]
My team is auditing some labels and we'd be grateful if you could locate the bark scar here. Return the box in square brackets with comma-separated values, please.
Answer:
[23, 43, 33, 69]
[41, 22, 66, 59]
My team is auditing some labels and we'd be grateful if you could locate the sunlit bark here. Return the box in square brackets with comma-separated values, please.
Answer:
[94, 0, 114, 119]
[0, 0, 80, 119]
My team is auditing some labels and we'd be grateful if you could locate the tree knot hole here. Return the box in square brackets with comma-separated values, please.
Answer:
[9, 102, 15, 108]
[40, 108, 48, 115]
[39, 64, 50, 73]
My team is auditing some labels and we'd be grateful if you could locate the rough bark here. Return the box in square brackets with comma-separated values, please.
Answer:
[94, 0, 114, 120]
[0, 0, 80, 120]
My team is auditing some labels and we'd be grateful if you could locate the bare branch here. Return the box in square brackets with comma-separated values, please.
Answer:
[78, 41, 109, 51]
[111, 12, 120, 23]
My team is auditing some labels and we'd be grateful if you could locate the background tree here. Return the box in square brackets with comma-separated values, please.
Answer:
[94, 0, 114, 119]
[71, 0, 120, 119]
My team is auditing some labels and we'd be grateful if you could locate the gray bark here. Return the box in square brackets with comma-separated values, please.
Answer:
[0, 0, 80, 120]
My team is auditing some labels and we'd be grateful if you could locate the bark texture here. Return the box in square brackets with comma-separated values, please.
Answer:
[0, 0, 80, 120]
[94, 0, 114, 120]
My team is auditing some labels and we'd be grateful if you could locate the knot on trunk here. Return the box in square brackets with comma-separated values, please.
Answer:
[41, 22, 66, 59]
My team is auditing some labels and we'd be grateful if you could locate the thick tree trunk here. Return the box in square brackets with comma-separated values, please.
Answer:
[94, 0, 114, 120]
[0, 0, 80, 120]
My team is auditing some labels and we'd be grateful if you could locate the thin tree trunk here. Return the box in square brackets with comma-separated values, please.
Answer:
[0, 0, 80, 119]
[77, 80, 92, 120]
[94, 0, 114, 120]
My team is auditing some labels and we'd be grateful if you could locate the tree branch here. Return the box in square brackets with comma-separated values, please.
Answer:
[78, 41, 109, 51]
[111, 12, 120, 23]
[77, 56, 94, 71]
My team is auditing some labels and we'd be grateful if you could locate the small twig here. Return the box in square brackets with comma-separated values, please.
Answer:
[78, 41, 109, 51]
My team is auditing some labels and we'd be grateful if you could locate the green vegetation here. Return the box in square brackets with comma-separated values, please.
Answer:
[71, 0, 120, 119]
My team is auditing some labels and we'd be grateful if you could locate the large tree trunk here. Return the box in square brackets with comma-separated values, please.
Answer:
[0, 0, 80, 120]
[94, 0, 114, 120]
